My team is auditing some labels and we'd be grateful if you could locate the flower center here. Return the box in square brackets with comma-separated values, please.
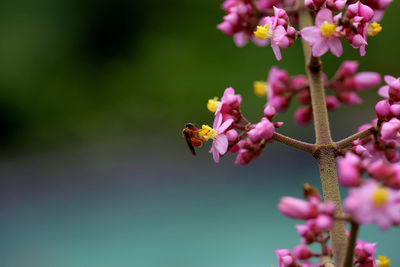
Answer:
[253, 81, 269, 97]
[372, 187, 388, 207]
[254, 24, 273, 40]
[320, 21, 337, 39]
[198, 125, 218, 141]
[367, 22, 382, 37]
[207, 97, 221, 113]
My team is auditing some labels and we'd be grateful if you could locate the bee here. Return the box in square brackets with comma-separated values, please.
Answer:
[182, 123, 203, 155]
[338, 17, 358, 34]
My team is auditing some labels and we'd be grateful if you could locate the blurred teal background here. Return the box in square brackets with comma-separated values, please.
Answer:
[0, 0, 400, 266]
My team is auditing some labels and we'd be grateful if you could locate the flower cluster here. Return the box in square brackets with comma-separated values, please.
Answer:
[218, 0, 390, 59]
[301, 3, 382, 58]
[276, 185, 335, 266]
[197, 87, 282, 164]
[217, 0, 296, 48]
[275, 184, 390, 267]
[255, 62, 380, 125]
[337, 76, 400, 230]
[253, 7, 298, 60]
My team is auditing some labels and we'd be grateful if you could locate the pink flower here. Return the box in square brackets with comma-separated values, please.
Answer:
[209, 113, 234, 163]
[215, 87, 242, 117]
[354, 240, 377, 267]
[375, 99, 391, 118]
[275, 249, 297, 267]
[278, 197, 318, 220]
[353, 72, 381, 91]
[380, 118, 400, 141]
[292, 244, 313, 260]
[264, 104, 276, 119]
[346, 2, 374, 23]
[247, 117, 275, 142]
[301, 9, 343, 57]
[338, 152, 363, 187]
[378, 75, 400, 100]
[256, 7, 297, 60]
[294, 106, 313, 126]
[344, 180, 400, 229]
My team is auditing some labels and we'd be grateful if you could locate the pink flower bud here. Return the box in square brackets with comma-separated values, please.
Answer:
[234, 149, 253, 165]
[269, 95, 289, 112]
[367, 160, 393, 181]
[248, 118, 275, 142]
[375, 99, 391, 118]
[390, 104, 400, 116]
[297, 90, 311, 105]
[278, 197, 317, 220]
[233, 32, 249, 47]
[226, 129, 238, 142]
[326, 96, 340, 111]
[217, 21, 234, 35]
[292, 75, 308, 90]
[292, 245, 313, 260]
[275, 249, 297, 267]
[338, 152, 362, 187]
[223, 12, 239, 25]
[351, 34, 368, 48]
[346, 2, 374, 22]
[381, 118, 400, 140]
[338, 61, 358, 77]
[316, 214, 333, 232]
[264, 104, 276, 119]
[353, 72, 381, 91]
[294, 106, 313, 126]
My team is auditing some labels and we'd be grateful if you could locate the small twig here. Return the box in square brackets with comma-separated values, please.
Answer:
[342, 222, 360, 267]
[335, 125, 377, 149]
[272, 132, 315, 154]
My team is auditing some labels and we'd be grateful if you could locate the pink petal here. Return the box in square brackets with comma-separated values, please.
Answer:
[378, 85, 389, 98]
[360, 45, 366, 56]
[218, 118, 234, 133]
[213, 113, 223, 129]
[312, 38, 329, 57]
[233, 32, 249, 47]
[384, 75, 396, 84]
[316, 9, 333, 26]
[327, 37, 343, 57]
[300, 26, 320, 44]
[214, 134, 228, 154]
[271, 42, 282, 61]
[273, 25, 287, 42]
[212, 145, 220, 163]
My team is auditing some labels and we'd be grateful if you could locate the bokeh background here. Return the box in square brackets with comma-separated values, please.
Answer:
[0, 0, 400, 266]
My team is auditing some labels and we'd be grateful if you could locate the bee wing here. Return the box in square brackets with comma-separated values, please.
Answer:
[183, 131, 196, 155]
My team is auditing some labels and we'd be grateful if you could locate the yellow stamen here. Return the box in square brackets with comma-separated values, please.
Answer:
[372, 187, 388, 207]
[320, 21, 337, 38]
[376, 255, 391, 267]
[253, 81, 269, 97]
[254, 24, 272, 40]
[198, 125, 218, 141]
[367, 22, 382, 37]
[207, 97, 221, 113]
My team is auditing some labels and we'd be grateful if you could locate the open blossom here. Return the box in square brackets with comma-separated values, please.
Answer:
[301, 9, 342, 57]
[254, 7, 297, 60]
[344, 180, 400, 230]
[208, 113, 234, 163]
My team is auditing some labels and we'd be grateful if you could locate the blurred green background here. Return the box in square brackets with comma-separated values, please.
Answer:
[0, 0, 400, 266]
